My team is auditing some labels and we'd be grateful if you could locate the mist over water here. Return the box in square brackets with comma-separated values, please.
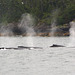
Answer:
[68, 21, 75, 47]
[0, 13, 36, 37]
[49, 9, 59, 45]
[18, 13, 36, 36]
[0, 22, 14, 36]
[18, 13, 36, 46]
[51, 19, 57, 36]
[50, 9, 59, 36]
[0, 13, 36, 46]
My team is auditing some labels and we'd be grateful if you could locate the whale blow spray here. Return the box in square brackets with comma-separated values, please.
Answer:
[68, 21, 75, 47]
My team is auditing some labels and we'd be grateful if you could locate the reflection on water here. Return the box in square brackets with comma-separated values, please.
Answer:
[0, 37, 75, 75]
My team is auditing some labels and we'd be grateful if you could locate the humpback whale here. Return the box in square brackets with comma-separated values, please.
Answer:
[0, 47, 18, 50]
[18, 46, 43, 50]
[0, 46, 42, 50]
[50, 44, 65, 47]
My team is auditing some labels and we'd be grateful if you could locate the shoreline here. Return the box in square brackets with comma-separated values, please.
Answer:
[0, 31, 69, 37]
[0, 22, 70, 37]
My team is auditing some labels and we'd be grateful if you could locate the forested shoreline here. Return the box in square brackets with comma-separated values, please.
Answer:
[0, 0, 75, 24]
[0, 0, 75, 36]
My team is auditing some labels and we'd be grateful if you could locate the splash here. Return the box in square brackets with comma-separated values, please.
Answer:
[68, 21, 75, 47]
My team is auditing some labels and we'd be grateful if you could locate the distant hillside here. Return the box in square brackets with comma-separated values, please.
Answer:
[0, 0, 75, 26]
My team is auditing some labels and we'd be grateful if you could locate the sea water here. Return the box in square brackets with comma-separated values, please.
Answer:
[0, 37, 75, 75]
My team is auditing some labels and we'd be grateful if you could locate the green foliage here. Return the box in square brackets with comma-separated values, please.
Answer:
[0, 0, 75, 26]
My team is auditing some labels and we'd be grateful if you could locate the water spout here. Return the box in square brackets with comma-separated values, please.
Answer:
[18, 13, 36, 36]
[50, 19, 57, 36]
[18, 13, 36, 46]
[50, 9, 59, 36]
[68, 21, 75, 47]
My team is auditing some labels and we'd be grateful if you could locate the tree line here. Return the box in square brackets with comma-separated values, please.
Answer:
[0, 0, 75, 26]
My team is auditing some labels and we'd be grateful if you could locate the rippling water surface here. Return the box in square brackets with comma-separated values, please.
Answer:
[0, 37, 75, 75]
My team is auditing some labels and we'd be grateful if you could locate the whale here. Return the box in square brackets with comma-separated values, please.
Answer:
[18, 46, 43, 50]
[0, 47, 19, 50]
[0, 46, 43, 50]
[50, 44, 65, 47]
